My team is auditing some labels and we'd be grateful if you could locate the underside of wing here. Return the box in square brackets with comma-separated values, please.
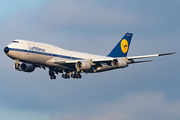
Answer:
[46, 57, 118, 71]
[52, 58, 114, 68]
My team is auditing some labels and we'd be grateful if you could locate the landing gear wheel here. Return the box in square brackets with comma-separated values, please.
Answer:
[74, 74, 77, 79]
[71, 74, 74, 78]
[66, 74, 70, 79]
[79, 75, 82, 79]
[63, 74, 70, 79]
[50, 76, 56, 79]
[62, 74, 65, 78]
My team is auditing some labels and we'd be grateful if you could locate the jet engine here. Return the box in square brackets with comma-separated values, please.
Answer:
[111, 59, 128, 68]
[14, 62, 35, 72]
[75, 61, 91, 70]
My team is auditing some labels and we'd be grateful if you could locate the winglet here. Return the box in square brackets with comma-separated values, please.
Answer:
[159, 52, 176, 56]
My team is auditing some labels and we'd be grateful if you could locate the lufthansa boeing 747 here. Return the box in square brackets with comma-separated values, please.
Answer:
[4, 33, 175, 79]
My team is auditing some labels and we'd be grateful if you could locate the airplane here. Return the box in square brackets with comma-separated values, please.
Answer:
[4, 33, 175, 79]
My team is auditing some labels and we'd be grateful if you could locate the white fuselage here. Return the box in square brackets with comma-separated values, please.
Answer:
[6, 39, 117, 72]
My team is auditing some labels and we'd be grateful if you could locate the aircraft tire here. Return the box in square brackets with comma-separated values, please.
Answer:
[50, 76, 56, 79]
[62, 74, 65, 78]
[65, 74, 70, 79]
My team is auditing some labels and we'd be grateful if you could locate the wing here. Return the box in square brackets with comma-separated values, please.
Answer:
[127, 52, 176, 59]
[48, 58, 114, 67]
[45, 52, 176, 69]
[127, 52, 176, 64]
[45, 57, 115, 70]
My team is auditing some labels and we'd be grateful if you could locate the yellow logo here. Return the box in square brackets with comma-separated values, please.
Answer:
[121, 39, 128, 53]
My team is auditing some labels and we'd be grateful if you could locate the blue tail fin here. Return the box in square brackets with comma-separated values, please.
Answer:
[107, 33, 133, 57]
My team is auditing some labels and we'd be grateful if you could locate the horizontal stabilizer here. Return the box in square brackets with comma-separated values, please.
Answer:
[129, 60, 153, 64]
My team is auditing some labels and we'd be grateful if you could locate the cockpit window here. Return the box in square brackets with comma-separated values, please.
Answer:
[12, 41, 19, 43]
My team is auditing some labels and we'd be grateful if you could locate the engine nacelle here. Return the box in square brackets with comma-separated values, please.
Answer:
[20, 63, 35, 72]
[14, 63, 35, 72]
[75, 61, 91, 70]
[111, 59, 127, 68]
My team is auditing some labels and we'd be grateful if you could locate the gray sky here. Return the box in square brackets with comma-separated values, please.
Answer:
[0, 0, 180, 120]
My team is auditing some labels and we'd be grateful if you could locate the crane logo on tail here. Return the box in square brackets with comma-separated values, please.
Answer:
[121, 39, 128, 53]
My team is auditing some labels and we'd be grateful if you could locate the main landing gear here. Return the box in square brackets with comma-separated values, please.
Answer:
[49, 71, 56, 79]
[62, 74, 70, 79]
[71, 73, 82, 79]
[48, 68, 83, 80]
[49, 68, 57, 80]
[62, 72, 82, 79]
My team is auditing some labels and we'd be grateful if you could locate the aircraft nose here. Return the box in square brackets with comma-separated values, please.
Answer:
[4, 47, 9, 54]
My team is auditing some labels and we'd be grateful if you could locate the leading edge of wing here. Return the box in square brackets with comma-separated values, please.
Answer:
[54, 58, 114, 64]
[127, 52, 176, 59]
[52, 52, 175, 66]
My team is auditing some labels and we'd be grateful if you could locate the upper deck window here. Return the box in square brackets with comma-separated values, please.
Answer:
[12, 41, 19, 43]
